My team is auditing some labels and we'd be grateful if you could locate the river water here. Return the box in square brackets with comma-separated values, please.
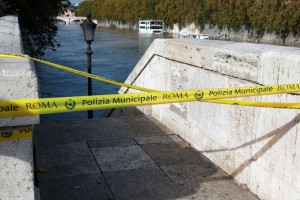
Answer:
[36, 22, 173, 121]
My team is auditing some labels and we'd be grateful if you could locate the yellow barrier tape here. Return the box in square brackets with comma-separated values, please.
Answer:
[0, 126, 33, 142]
[1, 53, 300, 110]
[0, 53, 156, 93]
[1, 83, 300, 118]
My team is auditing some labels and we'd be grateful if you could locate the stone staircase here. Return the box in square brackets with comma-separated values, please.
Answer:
[33, 115, 259, 200]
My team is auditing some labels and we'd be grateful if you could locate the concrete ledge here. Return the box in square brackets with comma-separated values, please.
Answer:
[0, 15, 39, 200]
[119, 39, 300, 200]
[0, 15, 39, 127]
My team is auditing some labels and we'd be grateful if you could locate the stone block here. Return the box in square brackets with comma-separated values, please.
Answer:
[39, 174, 113, 200]
[104, 168, 183, 199]
[91, 145, 156, 172]
[35, 142, 100, 180]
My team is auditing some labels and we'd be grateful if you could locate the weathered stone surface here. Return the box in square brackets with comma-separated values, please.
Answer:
[161, 164, 259, 200]
[89, 137, 137, 148]
[104, 168, 183, 200]
[128, 115, 173, 136]
[34, 116, 259, 199]
[0, 15, 39, 127]
[0, 138, 34, 200]
[91, 145, 156, 172]
[118, 38, 300, 200]
[141, 142, 213, 167]
[36, 142, 100, 180]
[134, 134, 183, 144]
[0, 15, 38, 200]
[39, 174, 113, 200]
[33, 118, 134, 146]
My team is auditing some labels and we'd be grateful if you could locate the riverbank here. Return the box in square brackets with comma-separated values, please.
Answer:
[96, 20, 300, 47]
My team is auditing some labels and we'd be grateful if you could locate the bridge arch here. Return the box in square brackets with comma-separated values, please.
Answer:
[55, 16, 87, 25]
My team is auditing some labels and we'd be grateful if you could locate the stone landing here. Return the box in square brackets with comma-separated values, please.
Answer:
[33, 115, 259, 200]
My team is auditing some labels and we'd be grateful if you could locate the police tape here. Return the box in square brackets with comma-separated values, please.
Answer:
[1, 83, 300, 118]
[0, 126, 33, 142]
[1, 53, 300, 111]
[0, 53, 156, 93]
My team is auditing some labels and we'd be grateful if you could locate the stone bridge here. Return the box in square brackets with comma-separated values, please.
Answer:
[55, 16, 97, 25]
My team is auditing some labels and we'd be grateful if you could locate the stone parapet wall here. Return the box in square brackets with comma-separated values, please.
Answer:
[119, 39, 300, 200]
[0, 15, 39, 200]
[0, 15, 39, 127]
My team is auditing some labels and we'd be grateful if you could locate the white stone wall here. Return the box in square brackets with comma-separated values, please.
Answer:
[0, 15, 39, 127]
[120, 39, 300, 200]
[0, 15, 39, 200]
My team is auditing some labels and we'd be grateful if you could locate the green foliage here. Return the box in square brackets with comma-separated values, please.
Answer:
[75, 0, 93, 16]
[6, 0, 70, 55]
[78, 0, 300, 39]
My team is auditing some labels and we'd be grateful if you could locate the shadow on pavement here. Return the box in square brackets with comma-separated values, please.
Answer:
[33, 110, 259, 200]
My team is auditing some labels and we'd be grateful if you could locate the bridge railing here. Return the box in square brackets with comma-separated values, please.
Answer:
[55, 16, 90, 25]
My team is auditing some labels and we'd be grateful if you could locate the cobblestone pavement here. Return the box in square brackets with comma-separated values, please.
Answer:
[33, 115, 260, 200]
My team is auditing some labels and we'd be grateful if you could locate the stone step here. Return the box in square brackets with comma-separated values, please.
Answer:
[33, 115, 259, 200]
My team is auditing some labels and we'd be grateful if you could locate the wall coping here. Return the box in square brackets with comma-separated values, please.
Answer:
[0, 15, 39, 128]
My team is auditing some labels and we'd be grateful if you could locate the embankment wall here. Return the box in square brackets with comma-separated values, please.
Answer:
[96, 20, 300, 47]
[0, 15, 39, 200]
[118, 39, 300, 200]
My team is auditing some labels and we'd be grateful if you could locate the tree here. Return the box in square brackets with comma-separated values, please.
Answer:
[144, 0, 157, 19]
[6, 0, 70, 55]
[287, 0, 300, 36]
[234, 0, 252, 28]
[82, 0, 299, 41]
[76, 0, 93, 16]
[273, 0, 300, 43]
[248, 0, 266, 37]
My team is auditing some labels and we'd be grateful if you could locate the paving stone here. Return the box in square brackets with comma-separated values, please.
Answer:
[34, 116, 260, 200]
[33, 120, 92, 145]
[141, 142, 213, 167]
[88, 137, 137, 148]
[146, 116, 175, 134]
[128, 115, 171, 136]
[94, 117, 135, 137]
[186, 180, 260, 200]
[39, 173, 113, 200]
[91, 145, 157, 172]
[107, 107, 145, 117]
[33, 118, 134, 145]
[36, 142, 100, 180]
[135, 134, 183, 144]
[161, 164, 224, 194]
[161, 164, 259, 200]
[104, 168, 183, 200]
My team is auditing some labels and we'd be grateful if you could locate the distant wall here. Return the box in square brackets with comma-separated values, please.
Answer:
[117, 39, 300, 200]
[97, 20, 137, 30]
[96, 20, 300, 47]
[0, 15, 39, 200]
[168, 23, 300, 47]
